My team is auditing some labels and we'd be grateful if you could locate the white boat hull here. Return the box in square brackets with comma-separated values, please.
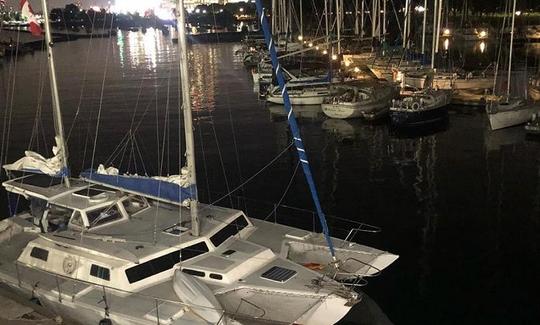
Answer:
[487, 102, 537, 130]
[321, 103, 365, 119]
[267, 91, 331, 105]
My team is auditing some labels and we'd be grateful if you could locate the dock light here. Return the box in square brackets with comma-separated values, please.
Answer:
[332, 54, 338, 61]
[308, 42, 313, 47]
[479, 41, 486, 53]
[354, 67, 360, 73]
[323, 50, 328, 55]
[298, 35, 303, 41]
[239, 7, 244, 12]
[315, 46, 320, 50]
[515, 11, 521, 16]
[443, 28, 451, 36]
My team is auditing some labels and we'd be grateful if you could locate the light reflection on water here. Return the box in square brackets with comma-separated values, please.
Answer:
[1, 31, 540, 324]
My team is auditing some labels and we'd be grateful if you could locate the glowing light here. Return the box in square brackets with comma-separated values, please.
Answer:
[239, 7, 244, 12]
[354, 67, 360, 73]
[111, 0, 165, 15]
[344, 61, 351, 67]
[322, 49, 328, 55]
[443, 38, 449, 50]
[443, 28, 451, 36]
[298, 35, 303, 41]
[308, 42, 313, 47]
[515, 11, 521, 16]
[415, 5, 425, 12]
[332, 54, 338, 60]
[91, 6, 101, 11]
[315, 46, 319, 50]
[195, 8, 200, 13]
[479, 30, 487, 38]
[479, 41, 486, 53]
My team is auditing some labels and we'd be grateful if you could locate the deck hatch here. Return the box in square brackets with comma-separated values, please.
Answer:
[260, 266, 297, 283]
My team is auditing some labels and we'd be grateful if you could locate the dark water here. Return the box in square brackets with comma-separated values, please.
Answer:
[1, 29, 540, 324]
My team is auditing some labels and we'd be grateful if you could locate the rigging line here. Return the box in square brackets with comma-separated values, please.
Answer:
[89, 15, 115, 176]
[28, 41, 48, 151]
[197, 113, 212, 202]
[159, 61, 173, 176]
[264, 160, 300, 221]
[2, 29, 21, 167]
[66, 11, 98, 143]
[204, 141, 295, 209]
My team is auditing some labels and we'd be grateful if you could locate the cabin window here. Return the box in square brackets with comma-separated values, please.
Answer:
[87, 205, 122, 228]
[125, 241, 209, 284]
[182, 268, 205, 277]
[46, 205, 73, 232]
[122, 196, 148, 215]
[90, 264, 110, 281]
[209, 273, 223, 280]
[69, 212, 84, 228]
[30, 247, 49, 261]
[210, 216, 249, 247]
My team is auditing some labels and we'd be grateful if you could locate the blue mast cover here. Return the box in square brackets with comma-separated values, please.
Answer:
[255, 0, 336, 257]
[80, 170, 196, 204]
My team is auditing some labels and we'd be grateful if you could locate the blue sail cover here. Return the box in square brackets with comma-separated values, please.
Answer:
[80, 170, 196, 204]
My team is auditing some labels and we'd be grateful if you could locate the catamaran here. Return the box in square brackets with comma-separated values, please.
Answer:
[0, 1, 397, 324]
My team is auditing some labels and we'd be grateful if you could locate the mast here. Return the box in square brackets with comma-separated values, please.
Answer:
[254, 0, 337, 259]
[435, 0, 443, 54]
[354, 0, 359, 35]
[421, 0, 427, 54]
[431, 0, 438, 68]
[41, 0, 70, 187]
[402, 0, 409, 48]
[336, 0, 341, 54]
[507, 0, 517, 98]
[176, 0, 199, 236]
[272, 0, 277, 37]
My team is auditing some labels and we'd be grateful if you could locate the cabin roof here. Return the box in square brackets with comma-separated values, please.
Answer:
[39, 203, 245, 263]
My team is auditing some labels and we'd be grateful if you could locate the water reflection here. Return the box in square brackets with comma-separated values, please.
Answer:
[190, 45, 217, 112]
[116, 29, 166, 70]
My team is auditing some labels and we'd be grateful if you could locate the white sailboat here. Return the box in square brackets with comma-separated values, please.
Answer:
[321, 82, 398, 120]
[0, 1, 398, 324]
[486, 0, 538, 131]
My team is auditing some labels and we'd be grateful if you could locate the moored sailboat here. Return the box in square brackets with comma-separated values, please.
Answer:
[390, 88, 452, 128]
[322, 82, 398, 120]
[0, 1, 398, 324]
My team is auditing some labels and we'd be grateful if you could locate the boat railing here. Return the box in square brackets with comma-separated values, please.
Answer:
[204, 191, 383, 241]
[341, 224, 382, 247]
[12, 262, 255, 325]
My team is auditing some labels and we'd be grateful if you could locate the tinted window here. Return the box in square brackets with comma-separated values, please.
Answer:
[30, 247, 49, 261]
[182, 268, 205, 277]
[87, 206, 122, 228]
[210, 273, 223, 280]
[210, 216, 249, 247]
[90, 264, 110, 281]
[121, 196, 148, 215]
[125, 241, 209, 284]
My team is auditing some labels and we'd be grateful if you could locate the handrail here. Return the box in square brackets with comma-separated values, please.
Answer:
[334, 257, 382, 278]
[341, 225, 381, 247]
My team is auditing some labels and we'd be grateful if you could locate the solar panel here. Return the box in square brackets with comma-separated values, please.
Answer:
[260, 266, 297, 283]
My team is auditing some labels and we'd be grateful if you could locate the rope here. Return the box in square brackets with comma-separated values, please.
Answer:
[89, 15, 116, 177]
[205, 141, 295, 209]
[264, 160, 300, 221]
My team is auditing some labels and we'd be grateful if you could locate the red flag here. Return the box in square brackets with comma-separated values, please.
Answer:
[20, 0, 43, 36]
